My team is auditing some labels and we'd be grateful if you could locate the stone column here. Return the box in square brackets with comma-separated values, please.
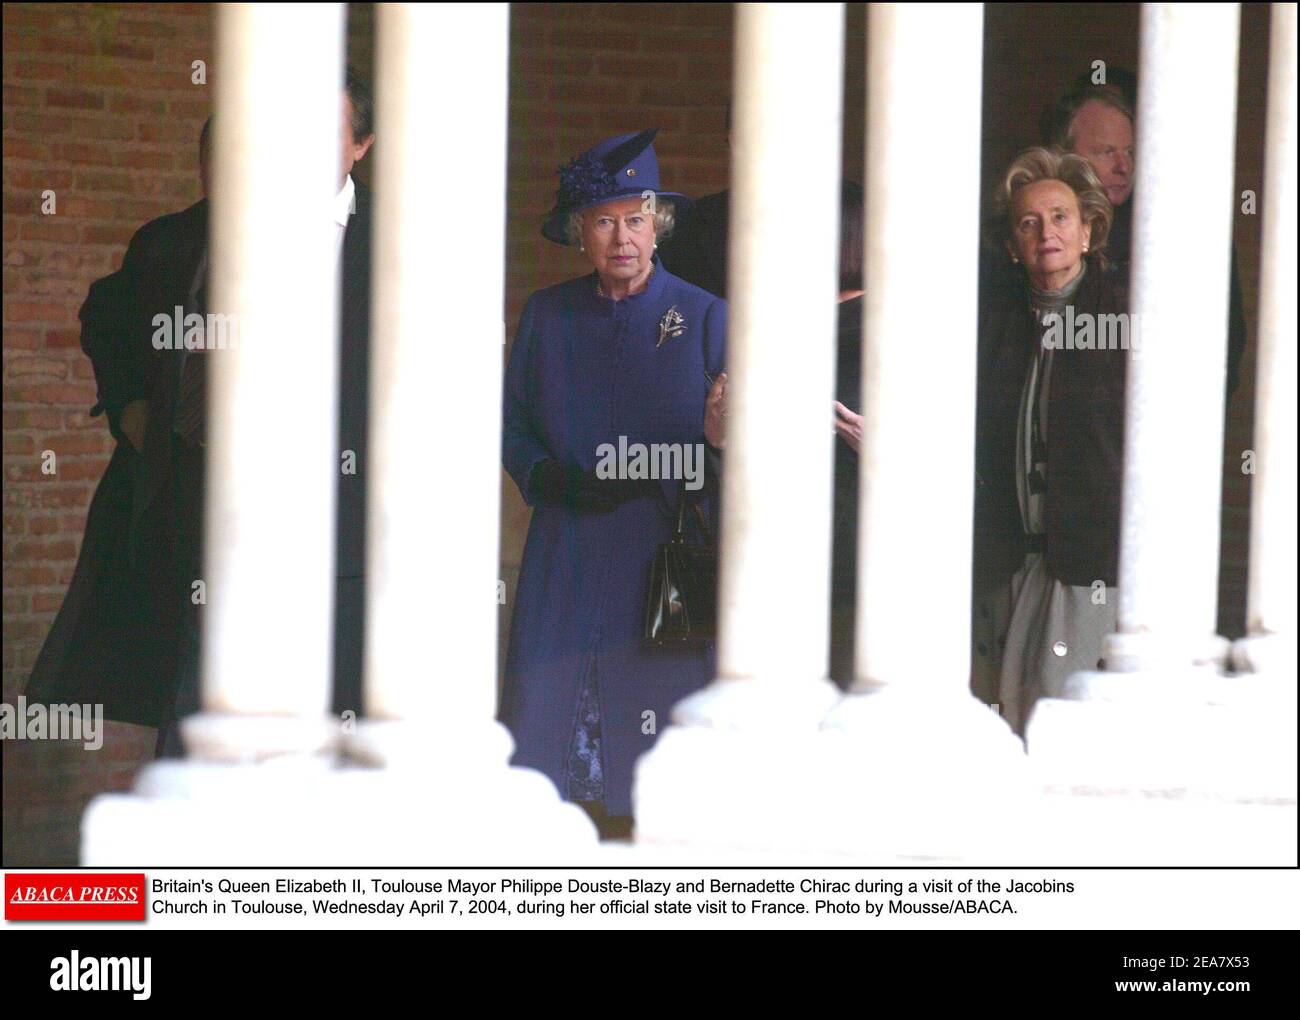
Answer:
[635, 3, 846, 846]
[812, 1, 1026, 861]
[853, 3, 982, 695]
[82, 3, 349, 862]
[1101, 3, 1241, 674]
[352, 0, 509, 757]
[680, 0, 846, 706]
[180, 2, 346, 761]
[1233, 2, 1297, 678]
[705, 2, 845, 704]
[340, 2, 596, 855]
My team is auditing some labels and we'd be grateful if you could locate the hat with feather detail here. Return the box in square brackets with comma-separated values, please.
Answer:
[541, 128, 692, 245]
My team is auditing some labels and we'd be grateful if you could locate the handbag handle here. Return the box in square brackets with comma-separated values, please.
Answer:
[673, 480, 714, 546]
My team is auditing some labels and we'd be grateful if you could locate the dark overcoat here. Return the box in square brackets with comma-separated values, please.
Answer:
[25, 201, 207, 726]
[973, 261, 1129, 591]
[26, 187, 373, 724]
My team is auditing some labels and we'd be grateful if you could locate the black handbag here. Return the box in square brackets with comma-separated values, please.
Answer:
[643, 482, 717, 645]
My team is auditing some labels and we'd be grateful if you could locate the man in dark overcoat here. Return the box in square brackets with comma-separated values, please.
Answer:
[26, 72, 377, 752]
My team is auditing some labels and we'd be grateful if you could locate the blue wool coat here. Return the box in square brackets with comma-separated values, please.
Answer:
[501, 257, 726, 816]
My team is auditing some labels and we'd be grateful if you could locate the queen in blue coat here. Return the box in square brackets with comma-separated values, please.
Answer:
[501, 130, 727, 826]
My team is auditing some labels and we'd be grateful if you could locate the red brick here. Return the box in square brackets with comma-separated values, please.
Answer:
[74, 169, 134, 194]
[44, 328, 82, 349]
[59, 195, 120, 218]
[32, 486, 94, 510]
[2, 566, 57, 589]
[8, 59, 73, 83]
[5, 537, 76, 566]
[117, 19, 181, 40]
[31, 590, 65, 613]
[3, 137, 51, 161]
[5, 355, 69, 380]
[46, 87, 105, 110]
[165, 98, 210, 121]
[16, 220, 79, 244]
[3, 84, 42, 107]
[27, 515, 59, 537]
[62, 410, 104, 431]
[17, 273, 86, 301]
[55, 141, 118, 167]
[115, 149, 174, 171]
[39, 432, 109, 456]
[595, 56, 683, 79]
[109, 93, 168, 116]
[550, 27, 640, 50]
[5, 300, 72, 324]
[2, 408, 64, 431]
[137, 120, 197, 144]
[4, 167, 76, 191]
[58, 510, 90, 534]
[3, 381, 96, 405]
[3, 329, 42, 350]
[514, 54, 595, 76]
[82, 223, 137, 246]
[63, 116, 138, 143]
[36, 33, 96, 57]
[98, 39, 155, 61]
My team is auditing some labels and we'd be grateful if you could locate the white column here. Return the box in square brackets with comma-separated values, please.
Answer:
[808, 2, 1026, 861]
[184, 2, 346, 760]
[340, 2, 596, 854]
[1233, 2, 1297, 677]
[81, 4, 350, 862]
[635, 3, 846, 847]
[853, 2, 982, 695]
[1102, 3, 1241, 673]
[704, 1, 844, 703]
[352, 1, 509, 761]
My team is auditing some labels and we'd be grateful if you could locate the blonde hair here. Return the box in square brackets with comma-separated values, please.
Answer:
[996, 147, 1112, 259]
[565, 199, 676, 247]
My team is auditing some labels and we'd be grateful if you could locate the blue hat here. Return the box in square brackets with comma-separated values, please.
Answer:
[542, 128, 693, 245]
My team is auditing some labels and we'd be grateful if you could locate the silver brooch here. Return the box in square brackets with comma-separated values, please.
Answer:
[657, 305, 686, 348]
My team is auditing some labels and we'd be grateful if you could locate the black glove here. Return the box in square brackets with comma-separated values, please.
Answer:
[530, 459, 659, 513]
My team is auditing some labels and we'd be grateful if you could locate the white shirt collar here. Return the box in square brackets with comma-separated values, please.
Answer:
[334, 174, 356, 228]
